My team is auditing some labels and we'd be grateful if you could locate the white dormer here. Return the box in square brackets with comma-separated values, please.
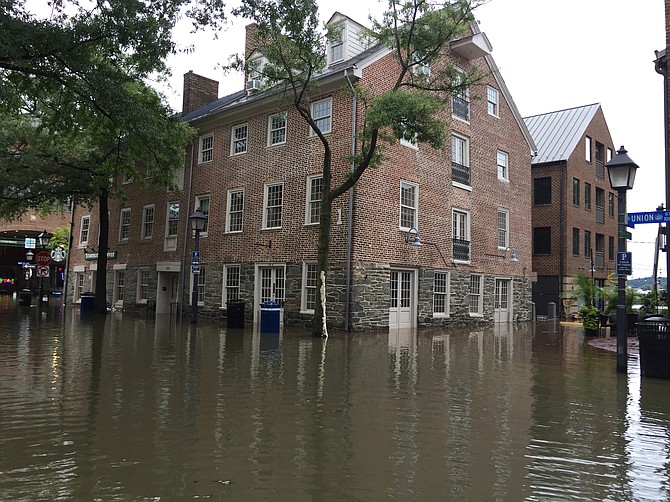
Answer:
[326, 12, 369, 66]
[246, 53, 268, 95]
[450, 32, 492, 60]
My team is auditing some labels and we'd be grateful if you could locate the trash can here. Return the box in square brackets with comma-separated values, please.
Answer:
[637, 317, 670, 379]
[260, 300, 281, 333]
[80, 292, 95, 314]
[19, 289, 32, 307]
[226, 299, 245, 329]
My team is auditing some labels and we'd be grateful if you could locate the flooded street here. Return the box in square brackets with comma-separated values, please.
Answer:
[2, 297, 670, 501]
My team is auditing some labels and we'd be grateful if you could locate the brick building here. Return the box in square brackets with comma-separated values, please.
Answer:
[66, 12, 536, 330]
[525, 104, 618, 318]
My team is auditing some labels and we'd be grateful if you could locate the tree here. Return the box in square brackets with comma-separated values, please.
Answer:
[232, 0, 485, 336]
[0, 0, 227, 313]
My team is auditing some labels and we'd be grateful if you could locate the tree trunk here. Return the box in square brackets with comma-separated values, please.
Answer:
[93, 186, 109, 315]
[311, 151, 332, 337]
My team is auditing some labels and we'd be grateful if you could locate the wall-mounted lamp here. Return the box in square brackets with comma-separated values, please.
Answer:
[502, 246, 519, 262]
[405, 227, 421, 246]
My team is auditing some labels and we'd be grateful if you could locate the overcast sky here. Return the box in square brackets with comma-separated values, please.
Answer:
[162, 0, 667, 280]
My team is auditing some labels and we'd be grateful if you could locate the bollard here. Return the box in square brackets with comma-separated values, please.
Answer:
[547, 302, 556, 319]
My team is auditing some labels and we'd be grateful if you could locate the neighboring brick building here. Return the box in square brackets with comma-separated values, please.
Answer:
[524, 104, 618, 318]
[67, 12, 536, 330]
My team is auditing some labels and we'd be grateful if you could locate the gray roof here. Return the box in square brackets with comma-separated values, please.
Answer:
[523, 103, 600, 164]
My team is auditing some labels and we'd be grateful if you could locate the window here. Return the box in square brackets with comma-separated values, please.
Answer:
[199, 133, 213, 163]
[533, 227, 551, 254]
[595, 188, 605, 224]
[534, 177, 552, 205]
[572, 228, 580, 256]
[119, 208, 131, 241]
[79, 215, 90, 246]
[226, 189, 244, 233]
[607, 147, 613, 162]
[330, 28, 344, 63]
[302, 262, 318, 312]
[192, 266, 206, 304]
[263, 183, 283, 229]
[585, 136, 592, 162]
[306, 175, 323, 225]
[142, 205, 154, 239]
[451, 134, 470, 186]
[411, 52, 430, 79]
[223, 265, 240, 304]
[584, 182, 591, 210]
[497, 208, 509, 248]
[268, 113, 287, 146]
[230, 124, 248, 155]
[75, 273, 86, 302]
[595, 142, 605, 177]
[433, 271, 450, 316]
[166, 202, 179, 237]
[572, 178, 580, 206]
[469, 274, 483, 315]
[487, 86, 499, 116]
[452, 71, 469, 121]
[195, 196, 210, 234]
[399, 121, 418, 148]
[609, 236, 615, 260]
[400, 181, 418, 230]
[452, 209, 470, 261]
[137, 269, 150, 302]
[608, 193, 615, 217]
[115, 271, 125, 304]
[497, 150, 508, 181]
[310, 98, 332, 135]
[584, 230, 592, 258]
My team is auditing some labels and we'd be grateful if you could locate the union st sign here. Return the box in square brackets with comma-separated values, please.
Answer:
[627, 210, 670, 228]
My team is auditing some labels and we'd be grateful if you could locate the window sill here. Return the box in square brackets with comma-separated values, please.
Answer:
[452, 182, 472, 192]
[469, 313, 484, 318]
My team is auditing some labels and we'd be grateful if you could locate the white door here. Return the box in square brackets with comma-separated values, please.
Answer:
[389, 270, 415, 328]
[494, 278, 512, 323]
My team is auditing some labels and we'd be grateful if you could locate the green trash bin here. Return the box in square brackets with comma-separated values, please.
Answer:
[226, 299, 245, 329]
[80, 292, 95, 314]
[637, 318, 670, 379]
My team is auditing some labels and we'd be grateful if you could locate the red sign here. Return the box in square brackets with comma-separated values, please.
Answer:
[35, 251, 52, 266]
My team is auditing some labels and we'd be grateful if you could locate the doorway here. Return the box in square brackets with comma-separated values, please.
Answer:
[494, 278, 513, 323]
[389, 269, 417, 329]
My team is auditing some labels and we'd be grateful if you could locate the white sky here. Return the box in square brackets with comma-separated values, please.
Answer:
[162, 0, 667, 280]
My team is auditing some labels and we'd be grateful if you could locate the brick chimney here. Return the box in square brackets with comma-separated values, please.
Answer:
[182, 71, 219, 115]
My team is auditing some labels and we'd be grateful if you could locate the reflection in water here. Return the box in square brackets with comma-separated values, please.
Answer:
[2, 296, 670, 500]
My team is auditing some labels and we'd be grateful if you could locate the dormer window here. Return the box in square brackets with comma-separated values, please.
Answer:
[246, 54, 268, 93]
[330, 31, 344, 63]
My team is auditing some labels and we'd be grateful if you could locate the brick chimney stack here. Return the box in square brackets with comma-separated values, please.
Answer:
[182, 71, 219, 115]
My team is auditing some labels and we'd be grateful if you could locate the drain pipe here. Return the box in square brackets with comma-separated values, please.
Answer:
[178, 140, 197, 323]
[344, 68, 358, 332]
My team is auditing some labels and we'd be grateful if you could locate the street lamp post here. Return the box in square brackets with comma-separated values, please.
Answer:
[37, 230, 52, 308]
[189, 208, 207, 324]
[606, 146, 639, 373]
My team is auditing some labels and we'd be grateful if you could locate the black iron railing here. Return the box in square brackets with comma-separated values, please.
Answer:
[452, 95, 469, 121]
[452, 161, 470, 186]
[452, 238, 470, 261]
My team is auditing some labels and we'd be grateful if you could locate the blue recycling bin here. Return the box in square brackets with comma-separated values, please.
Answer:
[80, 292, 95, 314]
[260, 300, 281, 333]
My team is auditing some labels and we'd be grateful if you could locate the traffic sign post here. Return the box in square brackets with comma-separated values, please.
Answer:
[36, 265, 50, 278]
[35, 251, 52, 266]
[627, 210, 670, 228]
[616, 251, 632, 276]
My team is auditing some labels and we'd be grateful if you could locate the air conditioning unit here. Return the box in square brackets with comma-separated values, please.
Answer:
[246, 79, 261, 92]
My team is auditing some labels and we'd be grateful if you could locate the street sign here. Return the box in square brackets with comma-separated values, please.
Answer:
[191, 264, 200, 274]
[50, 247, 66, 262]
[36, 265, 50, 278]
[35, 251, 52, 266]
[24, 237, 36, 249]
[616, 252, 633, 276]
[192, 251, 200, 264]
[627, 210, 670, 228]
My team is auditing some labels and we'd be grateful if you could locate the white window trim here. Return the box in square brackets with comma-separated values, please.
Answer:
[301, 261, 318, 313]
[329, 25, 346, 65]
[399, 181, 419, 231]
[190, 266, 206, 306]
[497, 150, 509, 182]
[141, 204, 155, 240]
[452, 208, 471, 264]
[195, 195, 210, 237]
[451, 133, 471, 190]
[267, 112, 287, 147]
[136, 268, 150, 304]
[487, 86, 499, 117]
[497, 208, 510, 249]
[113, 270, 125, 306]
[452, 68, 470, 122]
[79, 215, 90, 247]
[119, 208, 131, 242]
[165, 202, 179, 238]
[198, 133, 214, 164]
[230, 123, 249, 156]
[263, 182, 283, 229]
[433, 270, 451, 318]
[305, 174, 323, 226]
[225, 188, 245, 233]
[469, 274, 484, 317]
[221, 264, 241, 307]
[309, 98, 332, 136]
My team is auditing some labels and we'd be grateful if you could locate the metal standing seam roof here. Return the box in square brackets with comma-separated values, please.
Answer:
[523, 103, 601, 164]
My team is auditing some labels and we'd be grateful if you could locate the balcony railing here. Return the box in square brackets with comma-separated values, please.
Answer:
[596, 160, 604, 178]
[452, 95, 469, 121]
[452, 161, 471, 186]
[452, 238, 471, 261]
[595, 205, 605, 224]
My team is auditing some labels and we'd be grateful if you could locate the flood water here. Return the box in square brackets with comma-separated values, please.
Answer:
[2, 297, 670, 501]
